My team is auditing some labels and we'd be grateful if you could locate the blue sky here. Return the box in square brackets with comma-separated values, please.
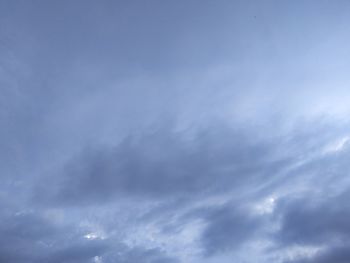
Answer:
[1, 1, 350, 262]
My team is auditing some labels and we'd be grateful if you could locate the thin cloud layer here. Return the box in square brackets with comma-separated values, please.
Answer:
[1, 1, 350, 262]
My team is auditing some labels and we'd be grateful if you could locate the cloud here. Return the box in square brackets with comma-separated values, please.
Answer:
[273, 181, 350, 263]
[33, 123, 291, 206]
[276, 192, 350, 246]
[198, 204, 264, 256]
[0, 209, 108, 263]
[1, 1, 350, 262]
[284, 244, 350, 263]
[0, 205, 180, 263]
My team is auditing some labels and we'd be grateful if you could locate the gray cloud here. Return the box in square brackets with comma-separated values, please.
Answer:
[0, 206, 179, 263]
[34, 124, 290, 206]
[199, 205, 264, 256]
[0, 210, 108, 263]
[1, 0, 350, 262]
[276, 192, 350, 246]
[273, 173, 350, 262]
[284, 245, 350, 263]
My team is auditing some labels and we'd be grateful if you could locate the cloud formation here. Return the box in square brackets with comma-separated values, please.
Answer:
[1, 0, 350, 262]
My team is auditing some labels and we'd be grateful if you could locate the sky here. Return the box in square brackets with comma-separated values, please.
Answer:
[1, 1, 350, 262]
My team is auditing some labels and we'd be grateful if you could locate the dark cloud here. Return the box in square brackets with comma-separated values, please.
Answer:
[276, 194, 350, 246]
[47, 241, 109, 263]
[198, 205, 265, 256]
[34, 124, 290, 205]
[103, 246, 179, 263]
[0, 210, 108, 263]
[0, 207, 178, 263]
[30, 121, 350, 261]
[273, 187, 350, 263]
